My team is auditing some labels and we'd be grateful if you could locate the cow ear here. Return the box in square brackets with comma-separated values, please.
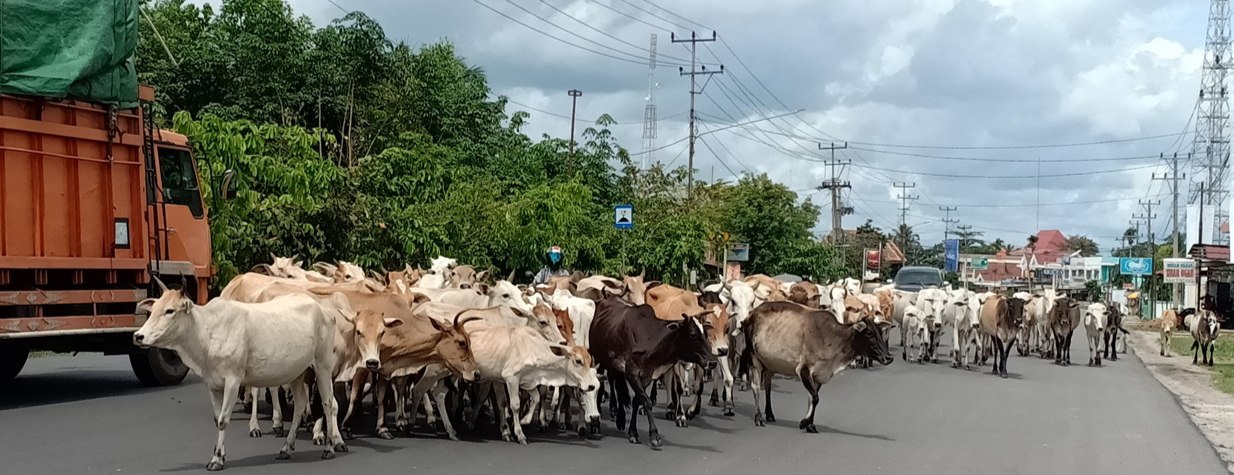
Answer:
[384, 318, 403, 328]
[476, 271, 490, 283]
[646, 281, 663, 290]
[136, 298, 157, 313]
[475, 283, 490, 294]
[666, 321, 681, 331]
[876, 321, 894, 331]
[852, 320, 868, 332]
[342, 311, 357, 323]
[1068, 301, 1079, 309]
[548, 345, 569, 357]
[429, 318, 449, 333]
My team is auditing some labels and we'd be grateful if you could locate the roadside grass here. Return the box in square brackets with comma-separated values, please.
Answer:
[1170, 334, 1234, 395]
[28, 351, 54, 358]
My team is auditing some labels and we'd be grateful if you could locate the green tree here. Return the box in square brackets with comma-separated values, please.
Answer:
[1064, 234, 1100, 256]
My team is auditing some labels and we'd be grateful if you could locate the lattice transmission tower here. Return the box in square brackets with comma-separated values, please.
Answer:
[1191, 0, 1232, 244]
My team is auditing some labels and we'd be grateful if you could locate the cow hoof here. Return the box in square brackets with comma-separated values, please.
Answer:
[766, 414, 776, 423]
[249, 429, 262, 438]
[312, 435, 326, 446]
[664, 410, 675, 420]
[754, 414, 766, 427]
[517, 437, 528, 445]
[377, 429, 394, 440]
[321, 451, 335, 460]
[276, 450, 291, 461]
[578, 426, 588, 439]
[271, 426, 286, 438]
[709, 398, 719, 407]
[951, 362, 959, 369]
[616, 422, 626, 431]
[341, 428, 354, 440]
[1000, 373, 1008, 379]
[802, 423, 818, 434]
[334, 443, 348, 453]
[675, 419, 687, 428]
[628, 436, 640, 445]
[637, 407, 648, 416]
[206, 462, 225, 471]
[650, 437, 663, 450]
[723, 409, 735, 417]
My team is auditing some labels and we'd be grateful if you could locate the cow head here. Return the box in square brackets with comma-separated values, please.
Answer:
[552, 308, 576, 346]
[787, 282, 821, 309]
[1006, 298, 1027, 328]
[1052, 297, 1080, 329]
[451, 265, 478, 289]
[623, 272, 650, 305]
[843, 277, 861, 297]
[546, 345, 598, 392]
[133, 289, 194, 349]
[726, 281, 757, 335]
[334, 261, 365, 283]
[488, 280, 534, 314]
[851, 318, 894, 365]
[528, 304, 569, 346]
[1202, 310, 1221, 339]
[429, 312, 481, 382]
[702, 305, 731, 357]
[347, 310, 403, 371]
[668, 316, 718, 370]
[835, 295, 868, 324]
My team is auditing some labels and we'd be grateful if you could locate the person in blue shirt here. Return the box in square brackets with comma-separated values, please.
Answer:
[533, 245, 570, 285]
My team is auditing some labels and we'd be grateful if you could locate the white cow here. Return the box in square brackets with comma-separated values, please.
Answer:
[943, 289, 983, 369]
[268, 255, 333, 283]
[1084, 303, 1109, 367]
[546, 287, 596, 348]
[416, 256, 457, 289]
[132, 289, 345, 471]
[902, 304, 929, 363]
[409, 287, 489, 308]
[913, 288, 949, 362]
[463, 321, 600, 444]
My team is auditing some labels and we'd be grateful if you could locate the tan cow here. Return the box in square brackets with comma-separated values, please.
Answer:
[1159, 308, 1180, 357]
[980, 295, 1025, 378]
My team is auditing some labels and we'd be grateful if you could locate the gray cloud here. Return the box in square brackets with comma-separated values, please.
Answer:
[275, 0, 1206, 252]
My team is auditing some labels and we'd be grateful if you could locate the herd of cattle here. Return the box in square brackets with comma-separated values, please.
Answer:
[130, 256, 1219, 471]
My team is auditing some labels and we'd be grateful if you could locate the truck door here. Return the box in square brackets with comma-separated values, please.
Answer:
[154, 146, 211, 289]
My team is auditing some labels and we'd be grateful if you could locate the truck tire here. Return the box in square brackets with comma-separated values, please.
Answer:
[0, 346, 29, 382]
[130, 348, 189, 387]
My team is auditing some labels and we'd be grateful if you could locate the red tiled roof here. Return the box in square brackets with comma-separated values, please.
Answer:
[1190, 244, 1230, 262]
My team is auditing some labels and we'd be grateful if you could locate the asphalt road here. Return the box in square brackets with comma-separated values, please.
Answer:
[1, 337, 1226, 475]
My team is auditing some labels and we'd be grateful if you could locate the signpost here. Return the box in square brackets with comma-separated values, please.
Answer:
[1162, 258, 1196, 283]
[970, 257, 988, 270]
[613, 204, 633, 230]
[944, 239, 959, 273]
[1119, 257, 1152, 276]
[726, 243, 750, 262]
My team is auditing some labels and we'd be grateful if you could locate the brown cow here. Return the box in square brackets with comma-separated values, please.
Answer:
[979, 295, 1024, 378]
[645, 283, 708, 321]
[1192, 309, 1221, 366]
[1047, 297, 1082, 366]
[741, 301, 892, 433]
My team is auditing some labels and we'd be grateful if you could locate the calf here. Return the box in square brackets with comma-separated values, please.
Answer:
[944, 290, 982, 370]
[589, 298, 717, 449]
[1192, 310, 1221, 366]
[133, 289, 345, 471]
[1083, 303, 1108, 367]
[1159, 308, 1180, 357]
[741, 302, 892, 433]
[902, 305, 929, 363]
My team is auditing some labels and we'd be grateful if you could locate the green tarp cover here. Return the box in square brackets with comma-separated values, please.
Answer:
[0, 0, 138, 108]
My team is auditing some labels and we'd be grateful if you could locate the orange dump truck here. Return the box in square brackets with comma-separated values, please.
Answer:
[0, 86, 212, 385]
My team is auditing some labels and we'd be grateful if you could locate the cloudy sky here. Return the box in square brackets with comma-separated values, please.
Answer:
[274, 0, 1206, 252]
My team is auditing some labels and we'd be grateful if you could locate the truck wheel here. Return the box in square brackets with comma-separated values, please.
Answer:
[0, 346, 29, 382]
[130, 348, 188, 387]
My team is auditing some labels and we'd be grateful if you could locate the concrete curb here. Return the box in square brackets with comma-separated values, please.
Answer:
[1129, 330, 1234, 474]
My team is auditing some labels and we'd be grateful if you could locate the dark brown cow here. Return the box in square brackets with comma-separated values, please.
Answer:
[788, 282, 821, 308]
[979, 296, 1024, 378]
[590, 298, 717, 449]
[1102, 303, 1128, 361]
[740, 301, 892, 433]
[1048, 297, 1082, 366]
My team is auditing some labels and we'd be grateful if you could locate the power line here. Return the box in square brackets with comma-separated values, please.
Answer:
[497, 0, 691, 67]
[845, 132, 1189, 150]
[470, 0, 677, 68]
[584, 0, 666, 31]
[698, 136, 744, 178]
[855, 162, 1159, 179]
[535, 0, 704, 66]
[503, 97, 666, 125]
[638, 0, 711, 31]
[846, 146, 1162, 163]
[616, 0, 693, 31]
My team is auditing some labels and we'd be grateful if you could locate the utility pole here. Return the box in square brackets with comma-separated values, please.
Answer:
[673, 31, 723, 200]
[567, 89, 583, 176]
[1154, 152, 1187, 308]
[818, 142, 851, 244]
[894, 182, 918, 228]
[1137, 199, 1160, 248]
[940, 206, 958, 244]
[956, 224, 973, 252]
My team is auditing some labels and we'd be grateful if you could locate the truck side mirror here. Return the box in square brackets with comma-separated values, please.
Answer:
[220, 170, 237, 200]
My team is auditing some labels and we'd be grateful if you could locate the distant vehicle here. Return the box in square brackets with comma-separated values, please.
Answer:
[893, 266, 944, 292]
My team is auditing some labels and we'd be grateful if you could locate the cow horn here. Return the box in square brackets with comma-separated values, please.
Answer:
[152, 275, 169, 292]
[251, 263, 273, 275]
[637, 268, 645, 279]
[270, 252, 277, 262]
[452, 309, 470, 327]
[380, 265, 390, 274]
[507, 269, 516, 282]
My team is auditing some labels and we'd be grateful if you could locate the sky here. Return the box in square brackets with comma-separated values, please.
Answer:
[265, 0, 1208, 253]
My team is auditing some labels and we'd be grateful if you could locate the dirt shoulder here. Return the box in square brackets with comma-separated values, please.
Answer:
[1128, 330, 1234, 473]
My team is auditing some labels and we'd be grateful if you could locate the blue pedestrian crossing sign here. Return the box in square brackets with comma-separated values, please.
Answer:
[614, 204, 633, 230]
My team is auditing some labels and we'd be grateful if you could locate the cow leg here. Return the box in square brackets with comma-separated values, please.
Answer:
[1110, 331, 1119, 361]
[248, 387, 264, 438]
[751, 359, 767, 427]
[429, 380, 460, 441]
[520, 387, 540, 426]
[205, 385, 231, 471]
[269, 387, 287, 437]
[901, 324, 909, 361]
[391, 376, 409, 433]
[374, 377, 394, 440]
[990, 338, 1002, 376]
[312, 368, 345, 457]
[339, 372, 365, 439]
[613, 374, 630, 432]
[545, 386, 562, 430]
[718, 355, 735, 416]
[466, 381, 492, 431]
[490, 383, 514, 442]
[952, 328, 963, 369]
[1209, 341, 1216, 367]
[582, 387, 602, 437]
[1001, 337, 1014, 378]
[504, 378, 529, 445]
[798, 366, 819, 433]
[688, 366, 705, 421]
[275, 377, 308, 462]
[630, 375, 662, 449]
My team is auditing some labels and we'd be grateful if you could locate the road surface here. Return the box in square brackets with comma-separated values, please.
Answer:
[0, 338, 1225, 475]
